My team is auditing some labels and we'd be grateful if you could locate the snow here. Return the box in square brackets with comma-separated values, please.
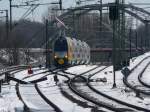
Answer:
[89, 52, 150, 109]
[0, 49, 9, 62]
[66, 65, 97, 75]
[0, 84, 24, 112]
[0, 67, 47, 112]
[19, 84, 53, 111]
[24, 68, 48, 82]
[38, 75, 91, 112]
[1, 52, 150, 111]
[141, 63, 150, 85]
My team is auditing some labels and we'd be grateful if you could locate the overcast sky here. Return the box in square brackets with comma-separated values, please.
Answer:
[0, 0, 149, 22]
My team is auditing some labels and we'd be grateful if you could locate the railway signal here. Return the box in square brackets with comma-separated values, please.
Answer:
[109, 3, 119, 20]
[28, 66, 33, 74]
[53, 75, 59, 85]
[59, 0, 62, 10]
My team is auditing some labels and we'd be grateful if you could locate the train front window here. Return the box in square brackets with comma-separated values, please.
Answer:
[55, 52, 67, 58]
[54, 39, 68, 51]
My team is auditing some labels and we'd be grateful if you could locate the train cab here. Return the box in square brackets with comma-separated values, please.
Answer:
[53, 36, 68, 66]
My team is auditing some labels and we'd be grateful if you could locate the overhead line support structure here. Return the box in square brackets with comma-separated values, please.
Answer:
[45, 19, 49, 68]
[99, 0, 102, 33]
[0, 10, 9, 46]
[11, 0, 62, 10]
[8, 0, 59, 65]
[144, 20, 150, 51]
[9, 0, 12, 30]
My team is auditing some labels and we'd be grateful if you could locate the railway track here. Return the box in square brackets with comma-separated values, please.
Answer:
[88, 67, 150, 111]
[138, 62, 150, 88]
[123, 56, 150, 95]
[2, 62, 150, 112]
[15, 67, 64, 112]
[0, 65, 28, 77]
[0, 66, 30, 111]
[51, 65, 111, 112]
[17, 83, 56, 112]
[66, 65, 150, 112]
[35, 65, 101, 112]
[15, 65, 78, 112]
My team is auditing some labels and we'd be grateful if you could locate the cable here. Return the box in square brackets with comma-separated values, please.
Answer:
[129, 3, 150, 5]
[24, 0, 39, 3]
[20, 6, 33, 19]
[20, 4, 39, 19]
[12, 2, 56, 7]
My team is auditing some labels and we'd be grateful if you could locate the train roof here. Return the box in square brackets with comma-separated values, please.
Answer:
[55, 36, 90, 47]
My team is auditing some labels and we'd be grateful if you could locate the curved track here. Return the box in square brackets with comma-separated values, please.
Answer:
[67, 66, 150, 112]
[3, 62, 150, 112]
[123, 56, 150, 95]
[14, 67, 62, 112]
[35, 66, 99, 112]
[138, 62, 150, 89]
[17, 66, 78, 112]
[87, 67, 150, 111]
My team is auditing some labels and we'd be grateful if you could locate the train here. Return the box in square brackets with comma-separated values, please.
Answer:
[52, 36, 90, 67]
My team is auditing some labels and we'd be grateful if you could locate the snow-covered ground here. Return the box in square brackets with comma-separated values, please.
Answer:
[0, 67, 46, 112]
[90, 52, 150, 109]
[1, 52, 150, 111]
[38, 76, 92, 112]
[0, 69, 28, 112]
[141, 62, 150, 85]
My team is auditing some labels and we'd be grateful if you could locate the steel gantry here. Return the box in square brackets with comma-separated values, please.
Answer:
[47, 2, 150, 71]
[51, 3, 150, 50]
[57, 3, 150, 24]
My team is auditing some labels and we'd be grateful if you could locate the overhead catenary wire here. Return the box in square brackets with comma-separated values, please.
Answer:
[12, 2, 57, 7]
[20, 4, 39, 20]
[9, 0, 60, 48]
[23, 0, 39, 3]
[6, 0, 48, 48]
[129, 3, 150, 5]
[20, 6, 33, 19]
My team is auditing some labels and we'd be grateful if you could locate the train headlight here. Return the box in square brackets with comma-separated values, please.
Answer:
[58, 59, 64, 64]
[54, 55, 57, 59]
[65, 55, 68, 58]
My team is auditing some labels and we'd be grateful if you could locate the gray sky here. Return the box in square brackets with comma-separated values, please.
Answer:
[0, 0, 149, 22]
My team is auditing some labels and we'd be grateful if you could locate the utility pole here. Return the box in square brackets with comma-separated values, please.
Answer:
[120, 0, 125, 65]
[141, 34, 143, 54]
[99, 0, 102, 59]
[9, 0, 19, 65]
[145, 22, 148, 51]
[9, 0, 13, 65]
[109, 0, 119, 88]
[6, 10, 9, 42]
[25, 49, 30, 65]
[45, 19, 49, 68]
[129, 28, 132, 59]
[73, 11, 76, 38]
[135, 30, 138, 56]
[9, 0, 12, 30]
[0, 10, 9, 47]
[112, 20, 117, 88]
[99, 0, 102, 35]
